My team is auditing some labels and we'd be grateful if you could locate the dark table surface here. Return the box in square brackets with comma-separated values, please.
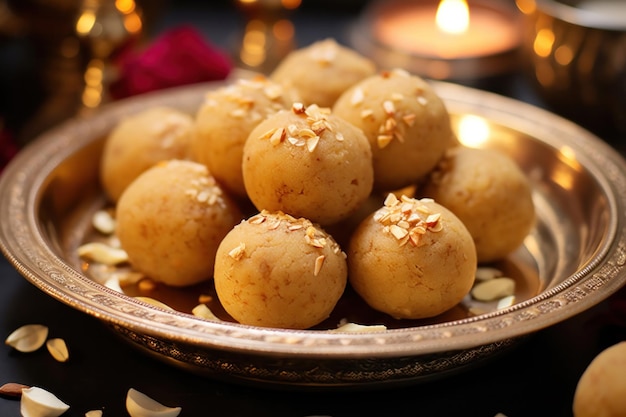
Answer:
[2, 2, 626, 416]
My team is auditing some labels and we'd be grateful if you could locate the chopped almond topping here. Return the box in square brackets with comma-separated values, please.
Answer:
[314, 255, 325, 276]
[375, 194, 443, 247]
[351, 88, 365, 106]
[228, 243, 246, 260]
[382, 100, 395, 115]
[243, 210, 344, 275]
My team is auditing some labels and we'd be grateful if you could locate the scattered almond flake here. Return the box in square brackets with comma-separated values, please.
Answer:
[5, 324, 49, 353]
[382, 100, 395, 115]
[360, 109, 374, 119]
[306, 136, 320, 152]
[104, 276, 123, 293]
[192, 304, 221, 321]
[77, 242, 128, 265]
[497, 295, 516, 310]
[198, 294, 213, 304]
[389, 224, 409, 240]
[391, 92, 404, 101]
[377, 134, 393, 149]
[417, 95, 429, 106]
[298, 127, 317, 138]
[263, 84, 283, 100]
[392, 68, 411, 77]
[292, 102, 305, 114]
[126, 388, 181, 417]
[287, 124, 299, 136]
[384, 117, 397, 131]
[138, 278, 157, 292]
[85, 410, 103, 417]
[249, 214, 266, 224]
[0, 382, 29, 398]
[471, 277, 516, 301]
[475, 267, 504, 281]
[196, 189, 211, 203]
[308, 39, 338, 64]
[288, 137, 305, 146]
[259, 127, 279, 140]
[46, 338, 69, 363]
[426, 213, 441, 225]
[384, 193, 399, 206]
[335, 132, 344, 141]
[153, 113, 191, 149]
[402, 113, 416, 126]
[269, 127, 285, 146]
[135, 297, 174, 311]
[313, 255, 325, 276]
[92, 210, 116, 235]
[469, 306, 489, 316]
[351, 88, 364, 106]
[117, 271, 146, 287]
[21, 386, 70, 417]
[330, 322, 387, 333]
[228, 242, 246, 260]
[229, 108, 246, 118]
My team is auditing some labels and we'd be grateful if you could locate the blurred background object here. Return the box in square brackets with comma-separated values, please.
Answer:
[517, 0, 626, 135]
[233, 0, 300, 73]
[350, 0, 523, 86]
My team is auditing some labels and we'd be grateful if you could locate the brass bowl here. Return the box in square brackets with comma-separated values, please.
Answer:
[2, 80, 626, 389]
[517, 0, 626, 134]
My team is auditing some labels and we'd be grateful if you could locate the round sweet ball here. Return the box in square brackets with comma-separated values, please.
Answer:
[193, 76, 300, 199]
[332, 68, 455, 192]
[116, 160, 243, 287]
[270, 38, 376, 108]
[420, 146, 535, 263]
[214, 210, 348, 329]
[242, 103, 374, 226]
[348, 193, 477, 320]
[100, 107, 194, 203]
[573, 341, 626, 417]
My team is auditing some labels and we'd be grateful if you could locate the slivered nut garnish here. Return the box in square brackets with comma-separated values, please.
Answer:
[0, 382, 29, 398]
[5, 324, 49, 353]
[471, 277, 516, 301]
[374, 194, 443, 247]
[46, 338, 69, 363]
[126, 388, 181, 417]
[77, 242, 129, 265]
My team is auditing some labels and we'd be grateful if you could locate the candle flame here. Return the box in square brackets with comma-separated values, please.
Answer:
[436, 0, 470, 34]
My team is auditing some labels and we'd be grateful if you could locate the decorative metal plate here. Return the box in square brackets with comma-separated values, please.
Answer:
[1, 80, 626, 388]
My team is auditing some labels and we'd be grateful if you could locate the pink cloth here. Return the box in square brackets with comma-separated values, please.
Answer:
[110, 25, 233, 99]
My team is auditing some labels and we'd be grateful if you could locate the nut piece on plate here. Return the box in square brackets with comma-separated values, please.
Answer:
[573, 341, 626, 417]
[116, 160, 243, 287]
[347, 194, 477, 320]
[214, 210, 347, 329]
[100, 107, 194, 203]
[192, 76, 300, 199]
[242, 102, 374, 226]
[270, 38, 376, 108]
[333, 68, 455, 192]
[420, 146, 535, 263]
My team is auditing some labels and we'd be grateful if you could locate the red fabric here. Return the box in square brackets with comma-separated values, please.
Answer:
[0, 123, 18, 174]
[110, 25, 233, 99]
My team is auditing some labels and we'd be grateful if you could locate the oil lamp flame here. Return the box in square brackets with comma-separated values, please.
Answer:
[436, 0, 470, 34]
